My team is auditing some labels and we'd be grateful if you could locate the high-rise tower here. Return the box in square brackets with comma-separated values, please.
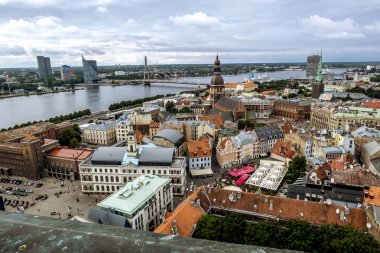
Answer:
[82, 55, 98, 84]
[209, 54, 225, 107]
[36, 56, 52, 80]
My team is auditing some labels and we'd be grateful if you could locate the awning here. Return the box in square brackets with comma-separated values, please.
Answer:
[190, 168, 213, 177]
[228, 166, 256, 177]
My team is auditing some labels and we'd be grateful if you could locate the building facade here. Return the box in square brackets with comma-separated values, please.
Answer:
[36, 56, 52, 80]
[243, 97, 273, 119]
[0, 137, 43, 180]
[82, 55, 98, 84]
[272, 100, 312, 121]
[45, 147, 93, 180]
[60, 65, 73, 81]
[79, 146, 187, 195]
[254, 125, 284, 156]
[83, 122, 117, 145]
[94, 175, 173, 231]
[187, 136, 212, 177]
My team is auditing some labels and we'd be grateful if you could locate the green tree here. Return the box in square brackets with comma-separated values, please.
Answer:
[220, 213, 246, 244]
[59, 126, 81, 146]
[285, 155, 307, 183]
[69, 137, 79, 148]
[287, 93, 298, 99]
[165, 101, 177, 114]
[193, 215, 222, 241]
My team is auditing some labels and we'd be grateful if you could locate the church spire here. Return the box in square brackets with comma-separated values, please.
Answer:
[315, 51, 323, 83]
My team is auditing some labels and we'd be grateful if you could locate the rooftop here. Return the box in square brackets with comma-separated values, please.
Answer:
[195, 187, 367, 231]
[0, 121, 55, 142]
[154, 129, 184, 145]
[139, 147, 175, 164]
[98, 175, 171, 216]
[90, 147, 128, 164]
[188, 138, 211, 159]
[86, 121, 117, 131]
[154, 191, 205, 237]
[47, 147, 93, 160]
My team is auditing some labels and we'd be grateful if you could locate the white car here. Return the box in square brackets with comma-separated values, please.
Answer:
[26, 189, 33, 193]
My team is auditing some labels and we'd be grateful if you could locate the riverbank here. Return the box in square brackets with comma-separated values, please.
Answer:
[0, 87, 86, 100]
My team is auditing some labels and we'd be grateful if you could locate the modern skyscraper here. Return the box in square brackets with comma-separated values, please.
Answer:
[60, 65, 73, 81]
[82, 55, 98, 84]
[311, 52, 324, 99]
[36, 56, 52, 80]
[209, 54, 225, 107]
[306, 54, 321, 79]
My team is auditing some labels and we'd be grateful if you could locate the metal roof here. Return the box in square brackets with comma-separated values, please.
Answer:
[91, 147, 128, 164]
[86, 121, 117, 131]
[154, 129, 184, 144]
[139, 147, 175, 163]
[97, 175, 171, 216]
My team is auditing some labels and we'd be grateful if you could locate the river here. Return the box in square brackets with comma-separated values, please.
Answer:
[0, 68, 348, 129]
[0, 83, 197, 129]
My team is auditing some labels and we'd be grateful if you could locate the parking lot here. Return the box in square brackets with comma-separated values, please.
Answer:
[0, 176, 105, 220]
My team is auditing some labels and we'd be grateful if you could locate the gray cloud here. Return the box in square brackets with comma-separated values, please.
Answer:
[0, 45, 27, 56]
[0, 0, 379, 67]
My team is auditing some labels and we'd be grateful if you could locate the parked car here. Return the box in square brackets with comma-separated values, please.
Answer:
[19, 192, 28, 197]
[18, 189, 26, 192]
[5, 187, 12, 191]
[5, 200, 11, 205]
[35, 183, 43, 188]
[27, 182, 34, 186]
[11, 200, 18, 207]
[5, 191, 13, 195]
[26, 189, 33, 193]
[18, 200, 24, 206]
[23, 201, 29, 209]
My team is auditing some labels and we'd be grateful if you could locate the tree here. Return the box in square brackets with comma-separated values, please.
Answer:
[285, 155, 307, 183]
[69, 138, 79, 148]
[165, 101, 177, 114]
[193, 215, 221, 241]
[59, 126, 81, 146]
[287, 93, 298, 99]
[220, 213, 246, 244]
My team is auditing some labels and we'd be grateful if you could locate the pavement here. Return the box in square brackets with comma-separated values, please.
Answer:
[1, 177, 105, 220]
[0, 158, 261, 221]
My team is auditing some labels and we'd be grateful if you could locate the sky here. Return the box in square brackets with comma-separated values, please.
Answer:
[0, 0, 380, 67]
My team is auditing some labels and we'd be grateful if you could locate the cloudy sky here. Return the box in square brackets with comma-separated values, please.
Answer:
[0, 0, 380, 67]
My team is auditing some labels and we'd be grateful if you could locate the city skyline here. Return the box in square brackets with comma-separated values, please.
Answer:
[0, 0, 380, 67]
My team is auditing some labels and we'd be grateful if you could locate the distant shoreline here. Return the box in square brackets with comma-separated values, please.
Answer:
[0, 87, 86, 100]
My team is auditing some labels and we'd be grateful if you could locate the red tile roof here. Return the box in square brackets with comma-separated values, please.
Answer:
[188, 137, 211, 159]
[271, 140, 298, 159]
[198, 115, 223, 127]
[47, 147, 93, 160]
[362, 100, 380, 109]
[195, 187, 367, 231]
[154, 191, 205, 237]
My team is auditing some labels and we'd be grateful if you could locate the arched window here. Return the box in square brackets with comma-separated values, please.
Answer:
[101, 185, 105, 191]
[106, 186, 110, 192]
[96, 185, 99, 191]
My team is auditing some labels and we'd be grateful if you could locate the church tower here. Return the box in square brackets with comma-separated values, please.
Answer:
[311, 51, 325, 99]
[209, 54, 225, 107]
[127, 130, 137, 157]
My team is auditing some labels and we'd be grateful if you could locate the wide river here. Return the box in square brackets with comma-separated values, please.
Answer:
[0, 69, 347, 129]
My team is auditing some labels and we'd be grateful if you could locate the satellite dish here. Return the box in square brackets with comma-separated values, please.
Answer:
[366, 223, 372, 229]
[336, 209, 340, 214]
[326, 198, 332, 205]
